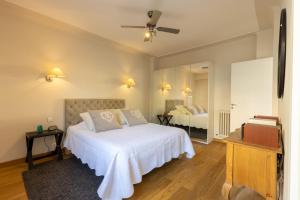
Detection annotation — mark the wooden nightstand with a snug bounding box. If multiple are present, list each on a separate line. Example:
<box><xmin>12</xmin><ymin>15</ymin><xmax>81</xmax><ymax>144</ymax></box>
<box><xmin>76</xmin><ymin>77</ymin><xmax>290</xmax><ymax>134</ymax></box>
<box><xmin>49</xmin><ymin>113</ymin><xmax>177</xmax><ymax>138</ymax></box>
<box><xmin>222</xmin><ymin>130</ymin><xmax>282</xmax><ymax>200</ymax></box>
<box><xmin>25</xmin><ymin>129</ymin><xmax>64</xmax><ymax>170</ymax></box>
<box><xmin>157</xmin><ymin>114</ymin><xmax>173</xmax><ymax>126</ymax></box>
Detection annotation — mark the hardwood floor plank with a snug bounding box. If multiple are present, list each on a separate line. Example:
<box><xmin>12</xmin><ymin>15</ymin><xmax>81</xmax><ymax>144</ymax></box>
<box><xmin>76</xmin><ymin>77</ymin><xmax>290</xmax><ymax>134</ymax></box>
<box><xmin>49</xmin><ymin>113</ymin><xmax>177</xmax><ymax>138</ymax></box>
<box><xmin>0</xmin><ymin>141</ymin><xmax>226</xmax><ymax>200</ymax></box>
<box><xmin>168</xmin><ymin>187</ymin><xmax>195</xmax><ymax>200</ymax></box>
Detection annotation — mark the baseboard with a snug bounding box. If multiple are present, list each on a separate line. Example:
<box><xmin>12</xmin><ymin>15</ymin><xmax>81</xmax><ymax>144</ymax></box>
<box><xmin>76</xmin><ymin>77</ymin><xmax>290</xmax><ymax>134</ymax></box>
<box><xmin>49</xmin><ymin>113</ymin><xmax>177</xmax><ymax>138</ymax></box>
<box><xmin>0</xmin><ymin>157</ymin><xmax>26</xmax><ymax>168</ymax></box>
<box><xmin>0</xmin><ymin>148</ymin><xmax>69</xmax><ymax>168</ymax></box>
<box><xmin>192</xmin><ymin>138</ymin><xmax>208</xmax><ymax>144</ymax></box>
<box><xmin>213</xmin><ymin>138</ymin><xmax>227</xmax><ymax>143</ymax></box>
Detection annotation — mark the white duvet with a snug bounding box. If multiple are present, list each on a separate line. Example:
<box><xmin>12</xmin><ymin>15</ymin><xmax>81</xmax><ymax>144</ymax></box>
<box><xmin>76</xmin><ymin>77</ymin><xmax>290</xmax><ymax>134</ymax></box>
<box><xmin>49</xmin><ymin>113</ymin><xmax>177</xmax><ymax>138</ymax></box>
<box><xmin>64</xmin><ymin>122</ymin><xmax>195</xmax><ymax>200</ymax></box>
<box><xmin>169</xmin><ymin>110</ymin><xmax>208</xmax><ymax>129</ymax></box>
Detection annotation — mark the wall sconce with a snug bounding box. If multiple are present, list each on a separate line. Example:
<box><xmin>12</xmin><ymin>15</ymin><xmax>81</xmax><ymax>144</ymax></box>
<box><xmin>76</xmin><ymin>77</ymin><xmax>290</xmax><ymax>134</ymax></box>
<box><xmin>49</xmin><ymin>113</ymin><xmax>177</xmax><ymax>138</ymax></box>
<box><xmin>124</xmin><ymin>78</ymin><xmax>136</xmax><ymax>88</ymax></box>
<box><xmin>45</xmin><ymin>67</ymin><xmax>65</xmax><ymax>82</ymax></box>
<box><xmin>183</xmin><ymin>87</ymin><xmax>192</xmax><ymax>95</ymax></box>
<box><xmin>161</xmin><ymin>82</ymin><xmax>172</xmax><ymax>92</ymax></box>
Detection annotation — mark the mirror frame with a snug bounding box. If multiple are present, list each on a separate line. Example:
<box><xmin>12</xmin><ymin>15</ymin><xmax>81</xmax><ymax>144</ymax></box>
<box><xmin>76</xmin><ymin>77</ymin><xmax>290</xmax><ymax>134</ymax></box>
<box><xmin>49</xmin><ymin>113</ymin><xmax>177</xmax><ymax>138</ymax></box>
<box><xmin>277</xmin><ymin>8</ymin><xmax>287</xmax><ymax>98</ymax></box>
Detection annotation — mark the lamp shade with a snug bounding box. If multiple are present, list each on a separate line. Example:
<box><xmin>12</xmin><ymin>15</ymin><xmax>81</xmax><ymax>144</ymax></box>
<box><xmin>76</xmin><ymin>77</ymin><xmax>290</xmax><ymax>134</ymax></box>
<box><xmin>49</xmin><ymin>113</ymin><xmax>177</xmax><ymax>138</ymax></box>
<box><xmin>161</xmin><ymin>83</ymin><xmax>172</xmax><ymax>91</ymax></box>
<box><xmin>125</xmin><ymin>78</ymin><xmax>136</xmax><ymax>88</ymax></box>
<box><xmin>184</xmin><ymin>87</ymin><xmax>192</xmax><ymax>95</ymax></box>
<box><xmin>45</xmin><ymin>67</ymin><xmax>65</xmax><ymax>82</ymax></box>
<box><xmin>49</xmin><ymin>67</ymin><xmax>65</xmax><ymax>78</ymax></box>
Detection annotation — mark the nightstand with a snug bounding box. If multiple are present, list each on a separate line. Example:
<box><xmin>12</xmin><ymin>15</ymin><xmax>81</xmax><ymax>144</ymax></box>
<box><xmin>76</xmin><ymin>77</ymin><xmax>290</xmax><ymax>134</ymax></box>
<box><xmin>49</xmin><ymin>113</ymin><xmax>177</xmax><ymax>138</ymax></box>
<box><xmin>157</xmin><ymin>114</ymin><xmax>173</xmax><ymax>126</ymax></box>
<box><xmin>25</xmin><ymin>129</ymin><xmax>64</xmax><ymax>170</ymax></box>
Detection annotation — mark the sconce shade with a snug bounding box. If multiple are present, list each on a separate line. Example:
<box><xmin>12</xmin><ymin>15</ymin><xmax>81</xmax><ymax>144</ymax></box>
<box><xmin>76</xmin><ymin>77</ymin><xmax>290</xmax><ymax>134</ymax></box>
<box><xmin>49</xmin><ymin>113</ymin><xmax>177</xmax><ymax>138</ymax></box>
<box><xmin>125</xmin><ymin>78</ymin><xmax>136</xmax><ymax>88</ymax></box>
<box><xmin>45</xmin><ymin>67</ymin><xmax>65</xmax><ymax>82</ymax></box>
<box><xmin>183</xmin><ymin>87</ymin><xmax>192</xmax><ymax>95</ymax></box>
<box><xmin>161</xmin><ymin>83</ymin><xmax>172</xmax><ymax>91</ymax></box>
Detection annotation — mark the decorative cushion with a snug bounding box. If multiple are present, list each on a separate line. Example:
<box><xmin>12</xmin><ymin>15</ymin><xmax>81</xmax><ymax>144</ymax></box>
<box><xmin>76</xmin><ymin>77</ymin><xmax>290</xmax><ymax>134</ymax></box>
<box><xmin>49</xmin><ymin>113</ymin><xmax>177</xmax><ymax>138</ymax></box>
<box><xmin>121</xmin><ymin>109</ymin><xmax>147</xmax><ymax>126</ymax></box>
<box><xmin>111</xmin><ymin>109</ymin><xmax>128</xmax><ymax>125</ymax></box>
<box><xmin>80</xmin><ymin>112</ymin><xmax>95</xmax><ymax>131</ymax></box>
<box><xmin>88</xmin><ymin>110</ymin><xmax>122</xmax><ymax>132</ymax></box>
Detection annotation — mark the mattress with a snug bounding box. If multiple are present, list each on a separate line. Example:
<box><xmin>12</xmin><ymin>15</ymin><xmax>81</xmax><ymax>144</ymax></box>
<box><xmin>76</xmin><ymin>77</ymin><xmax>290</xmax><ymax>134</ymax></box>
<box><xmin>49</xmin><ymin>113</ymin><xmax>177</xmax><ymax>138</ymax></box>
<box><xmin>64</xmin><ymin>122</ymin><xmax>195</xmax><ymax>200</ymax></box>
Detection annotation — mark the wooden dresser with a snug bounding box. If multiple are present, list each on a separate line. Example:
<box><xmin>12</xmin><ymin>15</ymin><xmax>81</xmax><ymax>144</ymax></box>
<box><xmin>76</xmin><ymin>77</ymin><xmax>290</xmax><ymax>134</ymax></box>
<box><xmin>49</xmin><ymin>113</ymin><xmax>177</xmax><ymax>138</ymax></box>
<box><xmin>223</xmin><ymin>131</ymin><xmax>282</xmax><ymax>200</ymax></box>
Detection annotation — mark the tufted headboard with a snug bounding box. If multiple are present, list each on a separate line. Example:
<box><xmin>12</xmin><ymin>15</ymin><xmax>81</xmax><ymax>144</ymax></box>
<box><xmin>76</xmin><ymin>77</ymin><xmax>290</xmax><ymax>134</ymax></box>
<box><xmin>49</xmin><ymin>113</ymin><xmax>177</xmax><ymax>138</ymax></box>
<box><xmin>165</xmin><ymin>99</ymin><xmax>184</xmax><ymax>114</ymax></box>
<box><xmin>65</xmin><ymin>99</ymin><xmax>125</xmax><ymax>129</ymax></box>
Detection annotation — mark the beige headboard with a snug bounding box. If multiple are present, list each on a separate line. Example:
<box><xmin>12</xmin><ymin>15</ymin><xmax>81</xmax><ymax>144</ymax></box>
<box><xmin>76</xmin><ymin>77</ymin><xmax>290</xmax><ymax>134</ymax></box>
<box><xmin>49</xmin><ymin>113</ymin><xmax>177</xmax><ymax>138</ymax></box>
<box><xmin>165</xmin><ymin>99</ymin><xmax>184</xmax><ymax>114</ymax></box>
<box><xmin>65</xmin><ymin>99</ymin><xmax>125</xmax><ymax>129</ymax></box>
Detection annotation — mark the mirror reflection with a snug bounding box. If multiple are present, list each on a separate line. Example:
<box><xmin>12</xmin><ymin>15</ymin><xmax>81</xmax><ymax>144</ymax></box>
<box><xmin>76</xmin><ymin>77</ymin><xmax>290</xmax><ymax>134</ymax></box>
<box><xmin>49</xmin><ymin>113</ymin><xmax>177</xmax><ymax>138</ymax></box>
<box><xmin>151</xmin><ymin>62</ymin><xmax>209</xmax><ymax>143</ymax></box>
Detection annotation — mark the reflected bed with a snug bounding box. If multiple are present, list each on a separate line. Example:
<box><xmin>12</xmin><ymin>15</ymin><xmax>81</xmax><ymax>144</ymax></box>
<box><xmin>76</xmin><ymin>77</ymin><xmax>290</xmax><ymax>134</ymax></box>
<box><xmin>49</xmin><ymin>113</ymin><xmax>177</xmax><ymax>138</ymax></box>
<box><xmin>165</xmin><ymin>99</ymin><xmax>208</xmax><ymax>129</ymax></box>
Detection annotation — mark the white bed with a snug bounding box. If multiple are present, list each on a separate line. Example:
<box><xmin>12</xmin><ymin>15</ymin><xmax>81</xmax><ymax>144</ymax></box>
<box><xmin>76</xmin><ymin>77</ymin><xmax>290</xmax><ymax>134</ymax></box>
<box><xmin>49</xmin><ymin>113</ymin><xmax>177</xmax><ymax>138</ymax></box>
<box><xmin>170</xmin><ymin>112</ymin><xmax>208</xmax><ymax>129</ymax></box>
<box><xmin>64</xmin><ymin>122</ymin><xmax>195</xmax><ymax>200</ymax></box>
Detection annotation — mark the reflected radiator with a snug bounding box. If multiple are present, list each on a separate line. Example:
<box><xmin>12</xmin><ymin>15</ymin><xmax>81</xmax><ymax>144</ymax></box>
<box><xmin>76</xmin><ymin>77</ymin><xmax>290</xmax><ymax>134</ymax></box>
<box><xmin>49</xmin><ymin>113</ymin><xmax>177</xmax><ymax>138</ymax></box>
<box><xmin>219</xmin><ymin>110</ymin><xmax>230</xmax><ymax>137</ymax></box>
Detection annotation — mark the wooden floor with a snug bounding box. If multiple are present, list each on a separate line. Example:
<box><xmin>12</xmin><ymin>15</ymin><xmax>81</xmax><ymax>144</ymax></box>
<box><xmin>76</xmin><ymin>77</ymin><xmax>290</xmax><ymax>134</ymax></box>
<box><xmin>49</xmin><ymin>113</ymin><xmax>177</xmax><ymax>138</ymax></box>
<box><xmin>0</xmin><ymin>141</ymin><xmax>226</xmax><ymax>200</ymax></box>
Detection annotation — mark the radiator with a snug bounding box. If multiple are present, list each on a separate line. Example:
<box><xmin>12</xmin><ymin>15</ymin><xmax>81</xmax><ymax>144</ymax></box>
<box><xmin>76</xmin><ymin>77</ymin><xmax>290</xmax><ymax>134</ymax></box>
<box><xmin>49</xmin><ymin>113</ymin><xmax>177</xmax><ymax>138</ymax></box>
<box><xmin>219</xmin><ymin>110</ymin><xmax>230</xmax><ymax>137</ymax></box>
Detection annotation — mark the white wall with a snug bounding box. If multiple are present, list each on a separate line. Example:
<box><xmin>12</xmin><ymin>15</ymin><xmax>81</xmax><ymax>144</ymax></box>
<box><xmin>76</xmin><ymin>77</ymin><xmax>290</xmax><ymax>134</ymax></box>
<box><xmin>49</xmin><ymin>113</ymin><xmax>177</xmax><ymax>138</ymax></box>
<box><xmin>276</xmin><ymin>0</ymin><xmax>295</xmax><ymax>199</ymax></box>
<box><xmin>0</xmin><ymin>2</ymin><xmax>152</xmax><ymax>162</ymax></box>
<box><xmin>256</xmin><ymin>28</ymin><xmax>274</xmax><ymax>58</ymax></box>
<box><xmin>290</xmin><ymin>1</ymin><xmax>300</xmax><ymax>199</ymax></box>
<box><xmin>157</xmin><ymin>35</ymin><xmax>257</xmax><ymax>136</ymax></box>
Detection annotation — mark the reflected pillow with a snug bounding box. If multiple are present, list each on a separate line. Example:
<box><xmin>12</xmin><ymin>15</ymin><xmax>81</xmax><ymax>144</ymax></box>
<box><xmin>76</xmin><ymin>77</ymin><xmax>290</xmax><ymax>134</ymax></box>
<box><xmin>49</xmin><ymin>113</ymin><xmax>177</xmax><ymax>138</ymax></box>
<box><xmin>195</xmin><ymin>105</ymin><xmax>206</xmax><ymax>113</ymax></box>
<box><xmin>121</xmin><ymin>109</ymin><xmax>147</xmax><ymax>126</ymax></box>
<box><xmin>186</xmin><ymin>105</ymin><xmax>199</xmax><ymax>115</ymax></box>
<box><xmin>175</xmin><ymin>105</ymin><xmax>192</xmax><ymax>115</ymax></box>
<box><xmin>168</xmin><ymin>109</ymin><xmax>183</xmax><ymax>116</ymax></box>
<box><xmin>88</xmin><ymin>110</ymin><xmax>122</xmax><ymax>132</ymax></box>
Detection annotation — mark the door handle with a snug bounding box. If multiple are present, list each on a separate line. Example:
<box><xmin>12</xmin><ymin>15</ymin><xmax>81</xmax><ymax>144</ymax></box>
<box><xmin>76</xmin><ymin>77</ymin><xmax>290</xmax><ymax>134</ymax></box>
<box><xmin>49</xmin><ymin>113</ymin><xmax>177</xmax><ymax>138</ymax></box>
<box><xmin>231</xmin><ymin>104</ymin><xmax>236</xmax><ymax>109</ymax></box>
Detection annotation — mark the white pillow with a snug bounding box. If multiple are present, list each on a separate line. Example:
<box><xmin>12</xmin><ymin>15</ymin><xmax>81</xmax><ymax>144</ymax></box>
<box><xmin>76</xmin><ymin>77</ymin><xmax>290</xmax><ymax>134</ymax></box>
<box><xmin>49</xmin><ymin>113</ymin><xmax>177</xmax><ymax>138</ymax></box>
<box><xmin>80</xmin><ymin>112</ymin><xmax>95</xmax><ymax>131</ymax></box>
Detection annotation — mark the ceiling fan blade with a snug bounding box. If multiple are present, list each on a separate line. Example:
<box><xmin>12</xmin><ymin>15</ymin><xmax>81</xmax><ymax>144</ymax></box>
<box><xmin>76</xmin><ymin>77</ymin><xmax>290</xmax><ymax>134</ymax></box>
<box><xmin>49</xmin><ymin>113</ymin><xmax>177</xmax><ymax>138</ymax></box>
<box><xmin>157</xmin><ymin>27</ymin><xmax>180</xmax><ymax>34</ymax></box>
<box><xmin>121</xmin><ymin>25</ymin><xmax>146</xmax><ymax>28</ymax></box>
<box><xmin>148</xmin><ymin>10</ymin><xmax>162</xmax><ymax>25</ymax></box>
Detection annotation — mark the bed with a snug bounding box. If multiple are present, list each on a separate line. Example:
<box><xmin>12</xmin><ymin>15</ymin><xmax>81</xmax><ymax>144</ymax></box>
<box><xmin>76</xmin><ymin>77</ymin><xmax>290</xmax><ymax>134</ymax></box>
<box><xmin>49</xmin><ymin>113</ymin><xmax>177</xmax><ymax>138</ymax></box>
<box><xmin>165</xmin><ymin>99</ymin><xmax>208</xmax><ymax>129</ymax></box>
<box><xmin>63</xmin><ymin>99</ymin><xmax>195</xmax><ymax>200</ymax></box>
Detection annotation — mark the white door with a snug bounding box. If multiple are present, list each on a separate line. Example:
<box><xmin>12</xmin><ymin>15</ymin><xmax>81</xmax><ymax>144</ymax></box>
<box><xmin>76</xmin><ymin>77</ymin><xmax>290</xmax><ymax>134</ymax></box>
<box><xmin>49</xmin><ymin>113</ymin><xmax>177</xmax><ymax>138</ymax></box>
<box><xmin>230</xmin><ymin>57</ymin><xmax>273</xmax><ymax>132</ymax></box>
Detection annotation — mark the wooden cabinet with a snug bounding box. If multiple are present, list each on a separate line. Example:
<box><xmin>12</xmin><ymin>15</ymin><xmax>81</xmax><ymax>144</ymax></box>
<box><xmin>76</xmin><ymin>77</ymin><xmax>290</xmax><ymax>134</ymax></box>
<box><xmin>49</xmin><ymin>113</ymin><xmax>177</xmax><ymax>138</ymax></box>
<box><xmin>223</xmin><ymin>132</ymin><xmax>282</xmax><ymax>200</ymax></box>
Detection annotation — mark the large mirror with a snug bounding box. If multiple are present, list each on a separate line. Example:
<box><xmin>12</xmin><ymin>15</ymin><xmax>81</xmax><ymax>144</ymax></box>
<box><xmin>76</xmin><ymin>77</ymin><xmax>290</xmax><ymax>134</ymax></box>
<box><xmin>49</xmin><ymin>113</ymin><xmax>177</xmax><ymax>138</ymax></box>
<box><xmin>151</xmin><ymin>62</ymin><xmax>210</xmax><ymax>143</ymax></box>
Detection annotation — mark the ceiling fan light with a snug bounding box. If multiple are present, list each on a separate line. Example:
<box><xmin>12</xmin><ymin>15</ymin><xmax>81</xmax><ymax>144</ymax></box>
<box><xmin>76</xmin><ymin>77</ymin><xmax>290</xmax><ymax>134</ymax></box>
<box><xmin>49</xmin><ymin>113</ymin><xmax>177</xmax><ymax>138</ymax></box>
<box><xmin>145</xmin><ymin>31</ymin><xmax>151</xmax><ymax>38</ymax></box>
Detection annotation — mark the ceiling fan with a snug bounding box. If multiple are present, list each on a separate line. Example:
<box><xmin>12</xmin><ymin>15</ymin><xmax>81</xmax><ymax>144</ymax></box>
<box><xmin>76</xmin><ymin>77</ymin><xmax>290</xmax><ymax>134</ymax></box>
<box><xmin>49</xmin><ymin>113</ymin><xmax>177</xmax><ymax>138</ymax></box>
<box><xmin>121</xmin><ymin>10</ymin><xmax>180</xmax><ymax>42</ymax></box>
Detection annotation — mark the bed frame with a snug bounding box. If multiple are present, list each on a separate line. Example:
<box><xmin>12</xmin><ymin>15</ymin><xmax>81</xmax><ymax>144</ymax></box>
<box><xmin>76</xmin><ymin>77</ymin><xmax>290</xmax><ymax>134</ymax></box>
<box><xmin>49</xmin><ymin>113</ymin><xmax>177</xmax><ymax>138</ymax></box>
<box><xmin>64</xmin><ymin>99</ymin><xmax>125</xmax><ymax>129</ymax></box>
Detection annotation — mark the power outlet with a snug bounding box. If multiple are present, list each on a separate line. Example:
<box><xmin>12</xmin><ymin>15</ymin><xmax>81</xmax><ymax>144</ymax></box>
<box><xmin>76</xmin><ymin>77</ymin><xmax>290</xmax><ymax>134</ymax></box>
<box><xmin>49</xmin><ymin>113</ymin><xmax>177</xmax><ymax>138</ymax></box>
<box><xmin>47</xmin><ymin>117</ymin><xmax>54</xmax><ymax>123</ymax></box>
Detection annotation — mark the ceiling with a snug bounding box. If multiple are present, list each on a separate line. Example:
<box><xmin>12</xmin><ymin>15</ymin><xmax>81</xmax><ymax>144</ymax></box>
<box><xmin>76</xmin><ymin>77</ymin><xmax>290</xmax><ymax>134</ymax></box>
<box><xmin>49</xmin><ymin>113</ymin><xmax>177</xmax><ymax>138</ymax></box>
<box><xmin>6</xmin><ymin>0</ymin><xmax>276</xmax><ymax>57</ymax></box>
<box><xmin>191</xmin><ymin>66</ymin><xmax>208</xmax><ymax>75</ymax></box>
